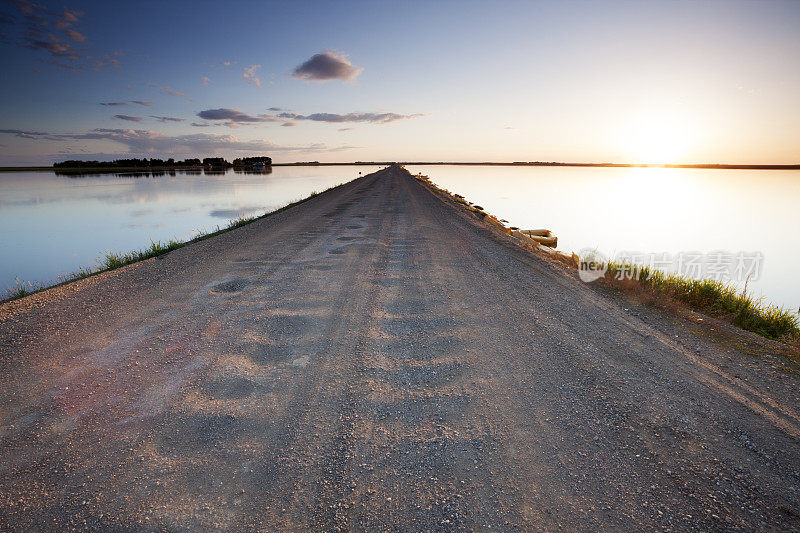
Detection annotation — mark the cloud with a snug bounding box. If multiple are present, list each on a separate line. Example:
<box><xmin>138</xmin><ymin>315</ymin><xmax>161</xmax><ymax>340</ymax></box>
<box><xmin>60</xmin><ymin>8</ymin><xmax>80</xmax><ymax>23</ymax></box>
<box><xmin>191</xmin><ymin>122</ymin><xmax>211</xmax><ymax>127</ymax></box>
<box><xmin>292</xmin><ymin>51</ymin><xmax>362</xmax><ymax>82</ymax></box>
<box><xmin>197</xmin><ymin>108</ymin><xmax>275</xmax><ymax>125</ymax></box>
<box><xmin>27</xmin><ymin>34</ymin><xmax>79</xmax><ymax>60</ymax></box>
<box><xmin>65</xmin><ymin>29</ymin><xmax>86</xmax><ymax>42</ymax></box>
<box><xmin>2</xmin><ymin>2</ymin><xmax>117</xmax><ymax>72</ymax></box>
<box><xmin>113</xmin><ymin>115</ymin><xmax>142</xmax><ymax>122</ymax></box>
<box><xmin>0</xmin><ymin>128</ymin><xmax>50</xmax><ymax>139</ymax></box>
<box><xmin>243</xmin><ymin>64</ymin><xmax>261</xmax><ymax>86</ymax></box>
<box><xmin>150</xmin><ymin>115</ymin><xmax>184</xmax><ymax>123</ymax></box>
<box><xmin>338</xmin><ymin>127</ymin><xmax>354</xmax><ymax>132</ymax></box>
<box><xmin>268</xmin><ymin>107</ymin><xmax>282</xmax><ymax>111</ymax></box>
<box><xmin>100</xmin><ymin>100</ymin><xmax>154</xmax><ymax>107</ymax></box>
<box><xmin>281</xmin><ymin>122</ymin><xmax>296</xmax><ymax>127</ymax></box>
<box><xmin>149</xmin><ymin>84</ymin><xmax>194</xmax><ymax>101</ymax></box>
<box><xmin>57</xmin><ymin>128</ymin><xmax>348</xmax><ymax>154</ymax></box>
<box><xmin>2</xmin><ymin>126</ymin><xmax>356</xmax><ymax>161</ymax></box>
<box><xmin>277</xmin><ymin>111</ymin><xmax>423</xmax><ymax>124</ymax></box>
<box><xmin>221</xmin><ymin>61</ymin><xmax>231</xmax><ymax>67</ymax></box>
<box><xmin>201</xmin><ymin>76</ymin><xmax>210</xmax><ymax>86</ymax></box>
<box><xmin>150</xmin><ymin>115</ymin><xmax>185</xmax><ymax>122</ymax></box>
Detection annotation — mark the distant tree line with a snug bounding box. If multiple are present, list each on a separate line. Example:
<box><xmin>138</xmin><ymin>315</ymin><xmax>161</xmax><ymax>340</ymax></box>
<box><xmin>53</xmin><ymin>156</ymin><xmax>272</xmax><ymax>169</ymax></box>
<box><xmin>232</xmin><ymin>156</ymin><xmax>272</xmax><ymax>167</ymax></box>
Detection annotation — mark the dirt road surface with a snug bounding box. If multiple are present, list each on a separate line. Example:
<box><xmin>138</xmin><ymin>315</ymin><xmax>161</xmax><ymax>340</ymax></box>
<box><xmin>1</xmin><ymin>165</ymin><xmax>799</xmax><ymax>531</ymax></box>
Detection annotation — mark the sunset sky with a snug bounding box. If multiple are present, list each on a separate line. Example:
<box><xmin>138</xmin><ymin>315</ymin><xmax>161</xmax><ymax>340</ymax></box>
<box><xmin>0</xmin><ymin>0</ymin><xmax>798</xmax><ymax>165</ymax></box>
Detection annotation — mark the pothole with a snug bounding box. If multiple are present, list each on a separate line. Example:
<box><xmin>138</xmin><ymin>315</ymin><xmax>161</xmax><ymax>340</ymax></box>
<box><xmin>209</xmin><ymin>279</ymin><xmax>249</xmax><ymax>294</ymax></box>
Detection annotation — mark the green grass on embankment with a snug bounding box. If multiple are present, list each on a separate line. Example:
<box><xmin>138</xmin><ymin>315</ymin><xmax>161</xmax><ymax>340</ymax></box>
<box><xmin>603</xmin><ymin>262</ymin><xmax>799</xmax><ymax>341</ymax></box>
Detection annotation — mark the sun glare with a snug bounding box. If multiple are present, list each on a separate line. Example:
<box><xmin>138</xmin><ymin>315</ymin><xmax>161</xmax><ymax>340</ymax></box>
<box><xmin>623</xmin><ymin>114</ymin><xmax>694</xmax><ymax>164</ymax></box>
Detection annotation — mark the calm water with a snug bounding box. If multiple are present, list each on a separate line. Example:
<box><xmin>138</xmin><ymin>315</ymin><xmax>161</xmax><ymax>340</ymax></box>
<box><xmin>406</xmin><ymin>165</ymin><xmax>800</xmax><ymax>311</ymax></box>
<box><xmin>2</xmin><ymin>164</ymin><xmax>798</xmax><ymax>311</ymax></box>
<box><xmin>0</xmin><ymin>166</ymin><xmax>381</xmax><ymax>294</ymax></box>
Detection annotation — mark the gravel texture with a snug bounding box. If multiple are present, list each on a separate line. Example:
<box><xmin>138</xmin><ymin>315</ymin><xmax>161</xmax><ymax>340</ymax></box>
<box><xmin>1</xmin><ymin>164</ymin><xmax>799</xmax><ymax>531</ymax></box>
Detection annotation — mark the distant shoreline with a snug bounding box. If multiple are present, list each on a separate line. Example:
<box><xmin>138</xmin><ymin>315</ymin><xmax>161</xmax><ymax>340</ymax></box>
<box><xmin>1</xmin><ymin>161</ymin><xmax>798</xmax><ymax>172</ymax></box>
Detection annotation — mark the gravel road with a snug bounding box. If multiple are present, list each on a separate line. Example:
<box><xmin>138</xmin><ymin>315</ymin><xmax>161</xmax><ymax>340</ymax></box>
<box><xmin>1</xmin><ymin>164</ymin><xmax>799</xmax><ymax>531</ymax></box>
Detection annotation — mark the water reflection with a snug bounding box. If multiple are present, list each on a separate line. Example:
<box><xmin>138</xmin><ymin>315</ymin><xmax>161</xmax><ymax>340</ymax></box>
<box><xmin>406</xmin><ymin>165</ymin><xmax>800</xmax><ymax>310</ymax></box>
<box><xmin>0</xmin><ymin>166</ymin><xmax>381</xmax><ymax>294</ymax></box>
<box><xmin>234</xmin><ymin>167</ymin><xmax>273</xmax><ymax>175</ymax></box>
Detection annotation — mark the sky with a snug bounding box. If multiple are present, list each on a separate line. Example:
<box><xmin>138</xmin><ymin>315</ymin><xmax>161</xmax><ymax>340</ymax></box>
<box><xmin>0</xmin><ymin>0</ymin><xmax>798</xmax><ymax>165</ymax></box>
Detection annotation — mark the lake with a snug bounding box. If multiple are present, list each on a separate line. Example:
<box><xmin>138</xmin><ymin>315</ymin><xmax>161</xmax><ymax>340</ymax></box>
<box><xmin>0</xmin><ymin>166</ymin><xmax>381</xmax><ymax>295</ymax></box>
<box><xmin>406</xmin><ymin>165</ymin><xmax>800</xmax><ymax>311</ymax></box>
<box><xmin>1</xmin><ymin>164</ymin><xmax>798</xmax><ymax>312</ymax></box>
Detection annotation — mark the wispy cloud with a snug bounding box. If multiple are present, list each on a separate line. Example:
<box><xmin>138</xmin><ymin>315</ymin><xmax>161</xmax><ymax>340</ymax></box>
<box><xmin>0</xmin><ymin>128</ymin><xmax>50</xmax><ymax>139</ymax></box>
<box><xmin>149</xmin><ymin>84</ymin><xmax>194</xmax><ymax>102</ymax></box>
<box><xmin>281</xmin><ymin>122</ymin><xmax>296</xmax><ymax>127</ymax></box>
<box><xmin>201</xmin><ymin>76</ymin><xmax>210</xmax><ymax>86</ymax></box>
<box><xmin>113</xmin><ymin>115</ymin><xmax>142</xmax><ymax>122</ymax></box>
<box><xmin>101</xmin><ymin>100</ymin><xmax>154</xmax><ymax>107</ymax></box>
<box><xmin>3</xmin><ymin>127</ymin><xmax>353</xmax><ymax>155</ymax></box>
<box><xmin>243</xmin><ymin>64</ymin><xmax>261</xmax><ymax>86</ymax></box>
<box><xmin>277</xmin><ymin>111</ymin><xmax>423</xmax><ymax>124</ymax></box>
<box><xmin>65</xmin><ymin>29</ymin><xmax>86</xmax><ymax>42</ymax></box>
<box><xmin>2</xmin><ymin>1</ymin><xmax>118</xmax><ymax>72</ymax></box>
<box><xmin>292</xmin><ymin>51</ymin><xmax>362</xmax><ymax>82</ymax></box>
<box><xmin>150</xmin><ymin>115</ymin><xmax>184</xmax><ymax>123</ymax></box>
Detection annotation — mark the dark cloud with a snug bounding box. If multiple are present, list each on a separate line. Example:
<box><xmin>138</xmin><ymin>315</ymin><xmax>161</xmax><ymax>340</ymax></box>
<box><xmin>338</xmin><ymin>127</ymin><xmax>354</xmax><ymax>132</ymax></box>
<box><xmin>292</xmin><ymin>51</ymin><xmax>362</xmax><ymax>82</ymax></box>
<box><xmin>277</xmin><ymin>111</ymin><xmax>422</xmax><ymax>124</ymax></box>
<box><xmin>150</xmin><ymin>115</ymin><xmax>184</xmax><ymax>123</ymax></box>
<box><xmin>27</xmin><ymin>34</ymin><xmax>79</xmax><ymax>59</ymax></box>
<box><xmin>101</xmin><ymin>100</ymin><xmax>154</xmax><ymax>107</ymax></box>
<box><xmin>281</xmin><ymin>122</ymin><xmax>296</xmax><ymax>127</ymax></box>
<box><xmin>56</xmin><ymin>128</ymin><xmax>347</xmax><ymax>154</ymax></box>
<box><xmin>268</xmin><ymin>107</ymin><xmax>282</xmax><ymax>111</ymax></box>
<box><xmin>0</xmin><ymin>128</ymin><xmax>50</xmax><ymax>139</ymax></box>
<box><xmin>113</xmin><ymin>115</ymin><xmax>142</xmax><ymax>122</ymax></box>
<box><xmin>2</xmin><ymin>127</ymin><xmax>356</xmax><ymax>161</ymax></box>
<box><xmin>3</xmin><ymin>1</ymin><xmax>117</xmax><ymax>72</ymax></box>
<box><xmin>191</xmin><ymin>122</ymin><xmax>211</xmax><ymax>128</ymax></box>
<box><xmin>197</xmin><ymin>108</ymin><xmax>275</xmax><ymax>124</ymax></box>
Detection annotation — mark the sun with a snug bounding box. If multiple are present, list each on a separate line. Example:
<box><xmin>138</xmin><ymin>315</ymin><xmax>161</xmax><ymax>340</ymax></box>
<box><xmin>623</xmin><ymin>113</ymin><xmax>694</xmax><ymax>164</ymax></box>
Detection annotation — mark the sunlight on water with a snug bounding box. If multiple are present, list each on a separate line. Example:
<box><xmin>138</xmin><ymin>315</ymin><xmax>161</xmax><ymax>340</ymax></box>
<box><xmin>406</xmin><ymin>165</ymin><xmax>800</xmax><ymax>311</ymax></box>
<box><xmin>0</xmin><ymin>166</ymin><xmax>380</xmax><ymax>294</ymax></box>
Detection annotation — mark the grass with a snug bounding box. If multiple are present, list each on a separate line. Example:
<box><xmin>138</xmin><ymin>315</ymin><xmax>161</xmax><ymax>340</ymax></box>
<box><xmin>604</xmin><ymin>261</ymin><xmax>799</xmax><ymax>340</ymax></box>
<box><xmin>2</xmin><ymin>186</ymin><xmax>335</xmax><ymax>304</ymax></box>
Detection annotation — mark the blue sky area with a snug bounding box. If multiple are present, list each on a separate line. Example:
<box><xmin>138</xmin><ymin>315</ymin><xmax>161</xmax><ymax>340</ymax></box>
<box><xmin>0</xmin><ymin>0</ymin><xmax>798</xmax><ymax>165</ymax></box>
